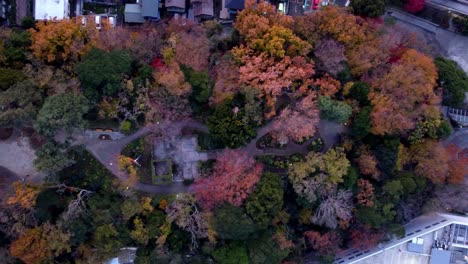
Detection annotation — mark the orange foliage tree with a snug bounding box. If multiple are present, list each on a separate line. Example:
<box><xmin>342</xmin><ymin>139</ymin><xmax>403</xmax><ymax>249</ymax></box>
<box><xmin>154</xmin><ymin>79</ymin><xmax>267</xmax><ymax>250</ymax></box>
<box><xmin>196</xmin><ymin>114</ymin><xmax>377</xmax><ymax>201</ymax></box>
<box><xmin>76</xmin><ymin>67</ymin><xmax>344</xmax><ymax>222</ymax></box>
<box><xmin>233</xmin><ymin>0</ymin><xmax>314</xmax><ymax>118</ymax></box>
<box><xmin>7</xmin><ymin>181</ymin><xmax>40</xmax><ymax>209</ymax></box>
<box><xmin>10</xmin><ymin>222</ymin><xmax>70</xmax><ymax>264</ymax></box>
<box><xmin>312</xmin><ymin>74</ymin><xmax>341</xmax><ymax>97</ymax></box>
<box><xmin>193</xmin><ymin>149</ymin><xmax>263</xmax><ymax>210</ymax></box>
<box><xmin>356</xmin><ymin>146</ymin><xmax>380</xmax><ymax>179</ymax></box>
<box><xmin>294</xmin><ymin>6</ymin><xmax>371</xmax><ymax>48</ymax></box>
<box><xmin>29</xmin><ymin>18</ymin><xmax>97</xmax><ymax>63</ymax></box>
<box><xmin>211</xmin><ymin>54</ymin><xmax>241</xmax><ymax>105</ymax></box>
<box><xmin>153</xmin><ymin>61</ymin><xmax>192</xmax><ymax>96</ymax></box>
<box><xmin>369</xmin><ymin>49</ymin><xmax>440</xmax><ymax>135</ymax></box>
<box><xmin>304</xmin><ymin>230</ymin><xmax>342</xmax><ymax>256</ymax></box>
<box><xmin>356</xmin><ymin>179</ymin><xmax>375</xmax><ymax>207</ymax></box>
<box><xmin>446</xmin><ymin>144</ymin><xmax>468</xmax><ymax>184</ymax></box>
<box><xmin>410</xmin><ymin>140</ymin><xmax>449</xmax><ymax>184</ymax></box>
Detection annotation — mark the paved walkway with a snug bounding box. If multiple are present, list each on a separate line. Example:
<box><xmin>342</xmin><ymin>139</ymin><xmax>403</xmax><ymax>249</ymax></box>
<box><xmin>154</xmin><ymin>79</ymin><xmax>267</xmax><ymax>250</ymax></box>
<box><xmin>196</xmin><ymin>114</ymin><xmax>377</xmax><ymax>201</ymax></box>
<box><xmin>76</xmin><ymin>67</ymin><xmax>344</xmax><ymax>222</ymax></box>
<box><xmin>77</xmin><ymin>118</ymin><xmax>345</xmax><ymax>194</ymax></box>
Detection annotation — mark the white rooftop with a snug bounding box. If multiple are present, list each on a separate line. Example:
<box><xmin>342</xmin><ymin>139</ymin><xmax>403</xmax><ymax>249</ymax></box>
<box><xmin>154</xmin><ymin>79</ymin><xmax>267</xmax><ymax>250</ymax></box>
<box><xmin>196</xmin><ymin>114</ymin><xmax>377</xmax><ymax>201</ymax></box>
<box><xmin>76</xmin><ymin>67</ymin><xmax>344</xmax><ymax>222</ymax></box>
<box><xmin>34</xmin><ymin>0</ymin><xmax>69</xmax><ymax>20</ymax></box>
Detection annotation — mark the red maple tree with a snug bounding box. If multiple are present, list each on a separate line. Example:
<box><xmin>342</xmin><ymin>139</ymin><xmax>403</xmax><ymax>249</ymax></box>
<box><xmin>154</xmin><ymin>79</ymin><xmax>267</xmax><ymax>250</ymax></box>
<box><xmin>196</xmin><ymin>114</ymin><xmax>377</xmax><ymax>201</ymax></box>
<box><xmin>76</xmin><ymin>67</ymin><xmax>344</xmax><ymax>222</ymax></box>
<box><xmin>193</xmin><ymin>150</ymin><xmax>263</xmax><ymax>210</ymax></box>
<box><xmin>304</xmin><ymin>230</ymin><xmax>342</xmax><ymax>256</ymax></box>
<box><xmin>404</xmin><ymin>0</ymin><xmax>425</xmax><ymax>13</ymax></box>
<box><xmin>349</xmin><ymin>224</ymin><xmax>383</xmax><ymax>250</ymax></box>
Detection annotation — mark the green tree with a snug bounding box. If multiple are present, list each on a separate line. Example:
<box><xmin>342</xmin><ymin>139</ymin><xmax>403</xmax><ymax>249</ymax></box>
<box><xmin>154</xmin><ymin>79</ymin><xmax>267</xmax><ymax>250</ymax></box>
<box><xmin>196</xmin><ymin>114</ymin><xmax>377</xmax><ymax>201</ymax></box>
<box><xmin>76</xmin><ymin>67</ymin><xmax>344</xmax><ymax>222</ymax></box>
<box><xmin>35</xmin><ymin>93</ymin><xmax>89</xmax><ymax>137</ymax></box>
<box><xmin>348</xmin><ymin>81</ymin><xmax>370</xmax><ymax>106</ymax></box>
<box><xmin>213</xmin><ymin>204</ymin><xmax>258</xmax><ymax>240</ymax></box>
<box><xmin>0</xmin><ymin>67</ymin><xmax>24</xmax><ymax>90</ymax></box>
<box><xmin>350</xmin><ymin>0</ymin><xmax>385</xmax><ymax>18</ymax></box>
<box><xmin>318</xmin><ymin>96</ymin><xmax>352</xmax><ymax>123</ymax></box>
<box><xmin>351</xmin><ymin>106</ymin><xmax>372</xmax><ymax>140</ymax></box>
<box><xmin>93</xmin><ymin>224</ymin><xmax>123</xmax><ymax>258</ymax></box>
<box><xmin>75</xmin><ymin>48</ymin><xmax>133</xmax><ymax>101</ymax></box>
<box><xmin>247</xmin><ymin>231</ymin><xmax>291</xmax><ymax>264</ymax></box>
<box><xmin>212</xmin><ymin>241</ymin><xmax>249</xmax><ymax>264</ymax></box>
<box><xmin>0</xmin><ymin>80</ymin><xmax>42</xmax><ymax>128</ymax></box>
<box><xmin>120</xmin><ymin>199</ymin><xmax>142</xmax><ymax>221</ymax></box>
<box><xmin>207</xmin><ymin>99</ymin><xmax>257</xmax><ymax>148</ymax></box>
<box><xmin>434</xmin><ymin>57</ymin><xmax>468</xmax><ymax>108</ymax></box>
<box><xmin>181</xmin><ymin>65</ymin><xmax>213</xmax><ymax>113</ymax></box>
<box><xmin>34</xmin><ymin>141</ymin><xmax>75</xmax><ymax>173</ymax></box>
<box><xmin>246</xmin><ymin>173</ymin><xmax>284</xmax><ymax>228</ymax></box>
<box><xmin>382</xmin><ymin>180</ymin><xmax>404</xmax><ymax>201</ymax></box>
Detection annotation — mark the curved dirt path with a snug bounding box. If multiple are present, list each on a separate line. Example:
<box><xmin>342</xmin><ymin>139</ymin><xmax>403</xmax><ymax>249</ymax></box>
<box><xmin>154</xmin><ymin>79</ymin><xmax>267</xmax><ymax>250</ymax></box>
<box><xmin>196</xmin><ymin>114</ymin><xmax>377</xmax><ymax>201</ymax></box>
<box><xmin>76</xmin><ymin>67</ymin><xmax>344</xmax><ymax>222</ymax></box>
<box><xmin>79</xmin><ymin>119</ymin><xmax>345</xmax><ymax>194</ymax></box>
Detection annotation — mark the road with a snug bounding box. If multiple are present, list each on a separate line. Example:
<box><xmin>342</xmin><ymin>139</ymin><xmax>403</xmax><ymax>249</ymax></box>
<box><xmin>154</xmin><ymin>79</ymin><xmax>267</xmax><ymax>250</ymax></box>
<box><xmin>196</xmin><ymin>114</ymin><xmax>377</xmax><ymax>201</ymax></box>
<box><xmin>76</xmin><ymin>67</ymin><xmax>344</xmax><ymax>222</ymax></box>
<box><xmin>78</xmin><ymin>119</ymin><xmax>345</xmax><ymax>194</ymax></box>
<box><xmin>387</xmin><ymin>8</ymin><xmax>468</xmax><ymax>73</ymax></box>
<box><xmin>427</xmin><ymin>0</ymin><xmax>468</xmax><ymax>15</ymax></box>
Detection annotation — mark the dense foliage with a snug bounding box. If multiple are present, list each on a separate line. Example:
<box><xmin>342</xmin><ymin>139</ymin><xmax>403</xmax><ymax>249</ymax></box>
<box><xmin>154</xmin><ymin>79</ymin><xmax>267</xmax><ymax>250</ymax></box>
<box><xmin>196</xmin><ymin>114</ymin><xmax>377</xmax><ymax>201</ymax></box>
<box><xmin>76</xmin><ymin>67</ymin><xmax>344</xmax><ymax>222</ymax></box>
<box><xmin>0</xmin><ymin>3</ymin><xmax>465</xmax><ymax>264</ymax></box>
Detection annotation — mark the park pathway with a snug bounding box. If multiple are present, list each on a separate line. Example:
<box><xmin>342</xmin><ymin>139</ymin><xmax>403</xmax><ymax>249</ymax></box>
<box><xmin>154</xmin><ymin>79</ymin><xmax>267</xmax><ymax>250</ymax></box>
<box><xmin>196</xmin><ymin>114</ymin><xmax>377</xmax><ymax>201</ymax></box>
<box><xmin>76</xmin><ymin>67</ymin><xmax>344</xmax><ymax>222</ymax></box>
<box><xmin>77</xmin><ymin>119</ymin><xmax>345</xmax><ymax>194</ymax></box>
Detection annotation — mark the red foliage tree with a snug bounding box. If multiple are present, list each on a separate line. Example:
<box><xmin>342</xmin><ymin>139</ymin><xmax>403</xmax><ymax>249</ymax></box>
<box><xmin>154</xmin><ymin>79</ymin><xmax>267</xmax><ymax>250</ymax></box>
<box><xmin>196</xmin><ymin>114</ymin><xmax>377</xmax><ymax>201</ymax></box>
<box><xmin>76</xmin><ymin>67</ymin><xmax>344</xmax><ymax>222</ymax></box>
<box><xmin>349</xmin><ymin>225</ymin><xmax>383</xmax><ymax>250</ymax></box>
<box><xmin>404</xmin><ymin>0</ymin><xmax>425</xmax><ymax>13</ymax></box>
<box><xmin>193</xmin><ymin>150</ymin><xmax>263</xmax><ymax>210</ymax></box>
<box><xmin>304</xmin><ymin>230</ymin><xmax>342</xmax><ymax>256</ymax></box>
<box><xmin>356</xmin><ymin>179</ymin><xmax>375</xmax><ymax>207</ymax></box>
<box><xmin>271</xmin><ymin>93</ymin><xmax>320</xmax><ymax>144</ymax></box>
<box><xmin>411</xmin><ymin>140</ymin><xmax>449</xmax><ymax>184</ymax></box>
<box><xmin>446</xmin><ymin>144</ymin><xmax>468</xmax><ymax>184</ymax></box>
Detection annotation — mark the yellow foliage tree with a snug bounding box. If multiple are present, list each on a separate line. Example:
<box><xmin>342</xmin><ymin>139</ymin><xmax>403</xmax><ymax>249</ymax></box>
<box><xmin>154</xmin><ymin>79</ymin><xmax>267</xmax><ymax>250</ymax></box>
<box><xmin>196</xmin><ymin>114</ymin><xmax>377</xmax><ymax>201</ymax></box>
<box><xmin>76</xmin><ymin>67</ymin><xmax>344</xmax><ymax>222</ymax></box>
<box><xmin>29</xmin><ymin>18</ymin><xmax>97</xmax><ymax>63</ymax></box>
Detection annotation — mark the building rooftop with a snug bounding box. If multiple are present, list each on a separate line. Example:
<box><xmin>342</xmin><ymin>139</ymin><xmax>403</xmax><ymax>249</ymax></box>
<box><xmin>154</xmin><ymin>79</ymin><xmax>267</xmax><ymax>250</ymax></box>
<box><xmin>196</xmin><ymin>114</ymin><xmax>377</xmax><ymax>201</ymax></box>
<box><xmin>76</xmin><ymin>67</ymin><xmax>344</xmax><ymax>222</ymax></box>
<box><xmin>142</xmin><ymin>0</ymin><xmax>160</xmax><ymax>19</ymax></box>
<box><xmin>334</xmin><ymin>213</ymin><xmax>468</xmax><ymax>264</ymax></box>
<box><xmin>124</xmin><ymin>4</ymin><xmax>145</xmax><ymax>23</ymax></box>
<box><xmin>34</xmin><ymin>0</ymin><xmax>69</xmax><ymax>20</ymax></box>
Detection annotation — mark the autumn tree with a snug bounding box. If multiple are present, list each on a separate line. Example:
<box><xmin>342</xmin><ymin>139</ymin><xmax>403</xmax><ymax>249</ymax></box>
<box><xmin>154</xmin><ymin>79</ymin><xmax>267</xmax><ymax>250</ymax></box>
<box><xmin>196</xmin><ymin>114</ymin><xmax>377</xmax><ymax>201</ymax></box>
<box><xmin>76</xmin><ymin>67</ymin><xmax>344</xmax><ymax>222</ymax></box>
<box><xmin>193</xmin><ymin>149</ymin><xmax>263</xmax><ymax>209</ymax></box>
<box><xmin>369</xmin><ymin>49</ymin><xmax>440</xmax><ymax>135</ymax></box>
<box><xmin>153</xmin><ymin>61</ymin><xmax>192</xmax><ymax>96</ymax></box>
<box><xmin>173</xmin><ymin>29</ymin><xmax>210</xmax><ymax>72</ymax></box>
<box><xmin>312</xmin><ymin>74</ymin><xmax>342</xmax><ymax>97</ymax></box>
<box><xmin>289</xmin><ymin>148</ymin><xmax>350</xmax><ymax>203</ymax></box>
<box><xmin>347</xmin><ymin>38</ymin><xmax>389</xmax><ymax>76</ymax></box>
<box><xmin>233</xmin><ymin>0</ymin><xmax>314</xmax><ymax>118</ymax></box>
<box><xmin>312</xmin><ymin>188</ymin><xmax>354</xmax><ymax>229</ymax></box>
<box><xmin>148</xmin><ymin>86</ymin><xmax>192</xmax><ymax>121</ymax></box>
<box><xmin>165</xmin><ymin>194</ymin><xmax>209</xmax><ymax>249</ymax></box>
<box><xmin>356</xmin><ymin>179</ymin><xmax>375</xmax><ymax>207</ymax></box>
<box><xmin>10</xmin><ymin>222</ymin><xmax>71</xmax><ymax>264</ymax></box>
<box><xmin>29</xmin><ymin>19</ymin><xmax>96</xmax><ymax>63</ymax></box>
<box><xmin>410</xmin><ymin>140</ymin><xmax>449</xmax><ymax>184</ymax></box>
<box><xmin>130</xmin><ymin>217</ymin><xmax>150</xmax><ymax>245</ymax></box>
<box><xmin>404</xmin><ymin>0</ymin><xmax>425</xmax><ymax>13</ymax></box>
<box><xmin>304</xmin><ymin>230</ymin><xmax>342</xmax><ymax>256</ymax></box>
<box><xmin>294</xmin><ymin>6</ymin><xmax>370</xmax><ymax>48</ymax></box>
<box><xmin>7</xmin><ymin>181</ymin><xmax>40</xmax><ymax>209</ymax></box>
<box><xmin>356</xmin><ymin>146</ymin><xmax>380</xmax><ymax>178</ymax></box>
<box><xmin>211</xmin><ymin>54</ymin><xmax>241</xmax><ymax>105</ymax></box>
<box><xmin>446</xmin><ymin>144</ymin><xmax>468</xmax><ymax>184</ymax></box>
<box><xmin>314</xmin><ymin>38</ymin><xmax>347</xmax><ymax>76</ymax></box>
<box><xmin>349</xmin><ymin>224</ymin><xmax>383</xmax><ymax>250</ymax></box>
<box><xmin>271</xmin><ymin>93</ymin><xmax>319</xmax><ymax>144</ymax></box>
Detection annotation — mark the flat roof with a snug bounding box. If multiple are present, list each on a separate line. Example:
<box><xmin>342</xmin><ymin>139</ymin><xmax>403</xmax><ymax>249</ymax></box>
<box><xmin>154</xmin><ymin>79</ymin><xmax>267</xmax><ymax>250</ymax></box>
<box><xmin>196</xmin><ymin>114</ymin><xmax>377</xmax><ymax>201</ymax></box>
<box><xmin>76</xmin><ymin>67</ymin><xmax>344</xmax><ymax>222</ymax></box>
<box><xmin>142</xmin><ymin>0</ymin><xmax>160</xmax><ymax>18</ymax></box>
<box><xmin>429</xmin><ymin>248</ymin><xmax>451</xmax><ymax>264</ymax></box>
<box><xmin>124</xmin><ymin>4</ymin><xmax>145</xmax><ymax>23</ymax></box>
<box><xmin>34</xmin><ymin>0</ymin><xmax>68</xmax><ymax>20</ymax></box>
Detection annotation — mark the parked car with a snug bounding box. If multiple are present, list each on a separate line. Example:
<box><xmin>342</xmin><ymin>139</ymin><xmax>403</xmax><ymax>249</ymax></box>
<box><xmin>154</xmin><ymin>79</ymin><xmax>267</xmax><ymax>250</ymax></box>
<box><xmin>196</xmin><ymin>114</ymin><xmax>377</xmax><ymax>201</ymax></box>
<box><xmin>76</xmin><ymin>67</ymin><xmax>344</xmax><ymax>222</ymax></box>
<box><xmin>313</xmin><ymin>0</ymin><xmax>319</xmax><ymax>9</ymax></box>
